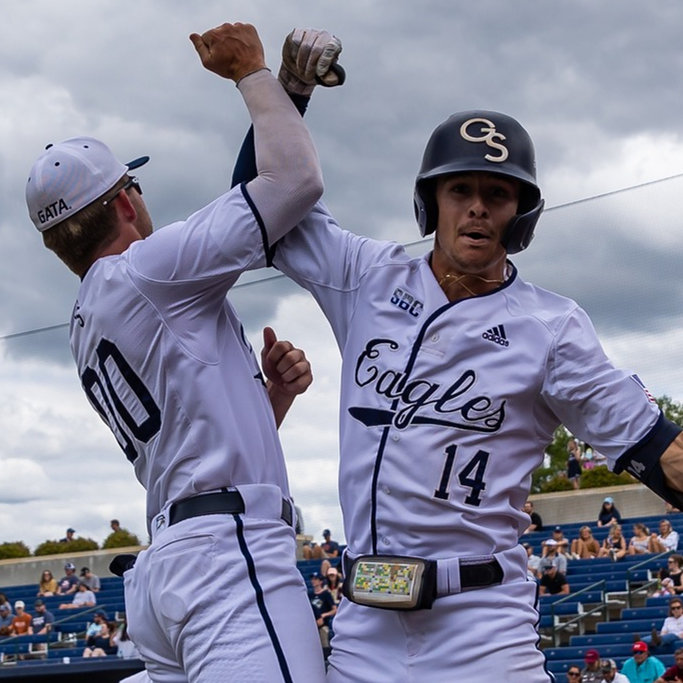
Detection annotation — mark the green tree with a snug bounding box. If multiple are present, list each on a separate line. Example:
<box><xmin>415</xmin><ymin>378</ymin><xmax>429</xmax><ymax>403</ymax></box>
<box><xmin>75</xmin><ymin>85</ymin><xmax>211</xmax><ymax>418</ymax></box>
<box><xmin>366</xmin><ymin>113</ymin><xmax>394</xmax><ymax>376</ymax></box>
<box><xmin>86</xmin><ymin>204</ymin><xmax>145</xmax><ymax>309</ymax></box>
<box><xmin>529</xmin><ymin>395</ymin><xmax>682</xmax><ymax>493</ymax></box>
<box><xmin>102</xmin><ymin>529</ymin><xmax>141</xmax><ymax>549</ymax></box>
<box><xmin>34</xmin><ymin>537</ymin><xmax>99</xmax><ymax>556</ymax></box>
<box><xmin>0</xmin><ymin>541</ymin><xmax>31</xmax><ymax>560</ymax></box>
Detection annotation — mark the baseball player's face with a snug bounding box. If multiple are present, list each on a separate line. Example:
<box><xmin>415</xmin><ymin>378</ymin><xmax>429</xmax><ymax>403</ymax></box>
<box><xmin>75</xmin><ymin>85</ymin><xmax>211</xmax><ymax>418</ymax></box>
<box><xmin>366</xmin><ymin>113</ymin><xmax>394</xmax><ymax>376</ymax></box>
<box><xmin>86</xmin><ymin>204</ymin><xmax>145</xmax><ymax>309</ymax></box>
<box><xmin>432</xmin><ymin>172</ymin><xmax>519</xmax><ymax>280</ymax></box>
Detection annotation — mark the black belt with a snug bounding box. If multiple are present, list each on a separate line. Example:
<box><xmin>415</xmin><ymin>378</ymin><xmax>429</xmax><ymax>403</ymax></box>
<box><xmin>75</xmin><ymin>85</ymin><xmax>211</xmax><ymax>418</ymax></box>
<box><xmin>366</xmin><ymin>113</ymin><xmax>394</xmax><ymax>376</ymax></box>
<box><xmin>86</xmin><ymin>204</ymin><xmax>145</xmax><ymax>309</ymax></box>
<box><xmin>342</xmin><ymin>554</ymin><xmax>503</xmax><ymax>593</ymax></box>
<box><xmin>459</xmin><ymin>558</ymin><xmax>504</xmax><ymax>588</ymax></box>
<box><xmin>168</xmin><ymin>490</ymin><xmax>293</xmax><ymax>527</ymax></box>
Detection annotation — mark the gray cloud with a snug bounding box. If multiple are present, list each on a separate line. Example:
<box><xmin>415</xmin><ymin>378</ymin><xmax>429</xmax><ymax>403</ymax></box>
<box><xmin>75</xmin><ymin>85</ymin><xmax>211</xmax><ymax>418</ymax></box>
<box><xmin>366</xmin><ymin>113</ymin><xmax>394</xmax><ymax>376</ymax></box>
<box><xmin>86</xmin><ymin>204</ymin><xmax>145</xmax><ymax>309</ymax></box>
<box><xmin>2</xmin><ymin>0</ymin><xmax>683</xmax><ymax>547</ymax></box>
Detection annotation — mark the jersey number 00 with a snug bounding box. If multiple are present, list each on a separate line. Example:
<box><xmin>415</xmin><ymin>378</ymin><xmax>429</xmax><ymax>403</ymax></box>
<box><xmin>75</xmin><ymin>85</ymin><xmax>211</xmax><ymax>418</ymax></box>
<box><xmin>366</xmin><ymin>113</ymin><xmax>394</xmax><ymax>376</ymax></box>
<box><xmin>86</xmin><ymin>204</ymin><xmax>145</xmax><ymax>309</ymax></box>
<box><xmin>80</xmin><ymin>338</ymin><xmax>161</xmax><ymax>463</ymax></box>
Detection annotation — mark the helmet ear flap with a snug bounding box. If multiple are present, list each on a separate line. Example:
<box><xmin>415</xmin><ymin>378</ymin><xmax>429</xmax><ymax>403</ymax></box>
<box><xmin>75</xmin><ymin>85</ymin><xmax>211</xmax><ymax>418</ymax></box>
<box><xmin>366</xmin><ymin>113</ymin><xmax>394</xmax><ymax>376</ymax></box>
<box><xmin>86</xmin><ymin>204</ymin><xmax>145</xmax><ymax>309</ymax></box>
<box><xmin>502</xmin><ymin>199</ymin><xmax>544</xmax><ymax>254</ymax></box>
<box><xmin>413</xmin><ymin>179</ymin><xmax>438</xmax><ymax>237</ymax></box>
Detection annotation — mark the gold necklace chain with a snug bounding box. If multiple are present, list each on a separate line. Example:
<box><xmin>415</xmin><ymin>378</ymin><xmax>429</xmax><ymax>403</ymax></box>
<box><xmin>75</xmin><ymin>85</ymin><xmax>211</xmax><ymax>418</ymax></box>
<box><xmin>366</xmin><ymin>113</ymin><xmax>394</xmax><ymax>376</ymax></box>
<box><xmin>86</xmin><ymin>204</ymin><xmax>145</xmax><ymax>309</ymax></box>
<box><xmin>438</xmin><ymin>272</ymin><xmax>504</xmax><ymax>297</ymax></box>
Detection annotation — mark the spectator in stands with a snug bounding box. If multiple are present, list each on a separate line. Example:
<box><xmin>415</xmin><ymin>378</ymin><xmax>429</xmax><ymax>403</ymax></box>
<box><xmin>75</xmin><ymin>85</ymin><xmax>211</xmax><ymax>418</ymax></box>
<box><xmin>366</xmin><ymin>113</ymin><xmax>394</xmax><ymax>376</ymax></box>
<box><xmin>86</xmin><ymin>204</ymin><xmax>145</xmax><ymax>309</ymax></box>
<box><xmin>0</xmin><ymin>592</ymin><xmax>11</xmax><ymax>615</ymax></box>
<box><xmin>590</xmin><ymin>444</ymin><xmax>608</xmax><ymax>469</ymax></box>
<box><xmin>649</xmin><ymin>520</ymin><xmax>680</xmax><ymax>554</ymax></box>
<box><xmin>567</xmin><ymin>438</ymin><xmax>583</xmax><ymax>490</ymax></box>
<box><xmin>541</xmin><ymin>540</ymin><xmax>568</xmax><ymax>575</ymax></box>
<box><xmin>0</xmin><ymin>604</ymin><xmax>13</xmax><ymax>636</ymax></box>
<box><xmin>31</xmin><ymin>599</ymin><xmax>55</xmax><ymax>654</ymax></box>
<box><xmin>581</xmin><ymin>649</ymin><xmax>603</xmax><ymax>683</ymax></box>
<box><xmin>654</xmin><ymin>646</ymin><xmax>683</xmax><ymax>682</ymax></box>
<box><xmin>302</xmin><ymin>540</ymin><xmax>324</xmax><ymax>560</ymax></box>
<box><xmin>59</xmin><ymin>581</ymin><xmax>97</xmax><ymax>609</ymax></box>
<box><xmin>652</xmin><ymin>577</ymin><xmax>677</xmax><ymax>598</ymax></box>
<box><xmin>321</xmin><ymin>529</ymin><xmax>340</xmax><ymax>558</ymax></box>
<box><xmin>523</xmin><ymin>500</ymin><xmax>543</xmax><ymax>533</ymax></box>
<box><xmin>59</xmin><ymin>527</ymin><xmax>76</xmax><ymax>543</ymax></box>
<box><xmin>56</xmin><ymin>562</ymin><xmax>80</xmax><ymax>594</ymax></box>
<box><xmin>86</xmin><ymin>610</ymin><xmax>107</xmax><ymax>638</ymax></box>
<box><xmin>642</xmin><ymin>597</ymin><xmax>683</xmax><ymax>653</ymax></box>
<box><xmin>565</xmin><ymin>665</ymin><xmax>582</xmax><ymax>682</ymax></box>
<box><xmin>80</xmin><ymin>566</ymin><xmax>101</xmax><ymax>592</ymax></box>
<box><xmin>600</xmin><ymin>658</ymin><xmax>629</xmax><ymax>683</ymax></box>
<box><xmin>550</xmin><ymin>526</ymin><xmax>571</xmax><ymax>556</ymax></box>
<box><xmin>37</xmin><ymin>569</ymin><xmax>58</xmax><ymax>597</ymax></box>
<box><xmin>571</xmin><ymin>526</ymin><xmax>601</xmax><ymax>560</ymax></box>
<box><xmin>523</xmin><ymin>542</ymin><xmax>542</xmax><ymax>577</ymax></box>
<box><xmin>582</xmin><ymin>444</ymin><xmax>596</xmax><ymax>470</ymax></box>
<box><xmin>310</xmin><ymin>572</ymin><xmax>337</xmax><ymax>655</ymax></box>
<box><xmin>629</xmin><ymin>523</ymin><xmax>652</xmax><ymax>556</ymax></box>
<box><xmin>660</xmin><ymin>554</ymin><xmax>683</xmax><ymax>594</ymax></box>
<box><xmin>83</xmin><ymin>619</ymin><xmax>118</xmax><ymax>657</ymax></box>
<box><xmin>597</xmin><ymin>497</ymin><xmax>622</xmax><ymax>527</ymax></box>
<box><xmin>538</xmin><ymin>559</ymin><xmax>570</xmax><ymax>596</ymax></box>
<box><xmin>325</xmin><ymin>566</ymin><xmax>343</xmax><ymax>605</ymax></box>
<box><xmin>112</xmin><ymin>616</ymin><xmax>140</xmax><ymax>659</ymax></box>
<box><xmin>621</xmin><ymin>641</ymin><xmax>665</xmax><ymax>682</ymax></box>
<box><xmin>599</xmin><ymin>524</ymin><xmax>628</xmax><ymax>561</ymax></box>
<box><xmin>10</xmin><ymin>600</ymin><xmax>32</xmax><ymax>636</ymax></box>
<box><xmin>310</xmin><ymin>601</ymin><xmax>329</xmax><ymax>658</ymax></box>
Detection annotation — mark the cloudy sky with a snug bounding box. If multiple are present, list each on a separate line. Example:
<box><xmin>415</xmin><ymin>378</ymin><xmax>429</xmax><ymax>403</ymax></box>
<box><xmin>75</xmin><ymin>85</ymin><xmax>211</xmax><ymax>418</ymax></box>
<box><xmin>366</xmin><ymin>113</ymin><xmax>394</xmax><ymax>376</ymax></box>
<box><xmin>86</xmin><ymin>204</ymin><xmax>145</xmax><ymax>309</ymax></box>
<box><xmin>1</xmin><ymin>0</ymin><xmax>683</xmax><ymax>552</ymax></box>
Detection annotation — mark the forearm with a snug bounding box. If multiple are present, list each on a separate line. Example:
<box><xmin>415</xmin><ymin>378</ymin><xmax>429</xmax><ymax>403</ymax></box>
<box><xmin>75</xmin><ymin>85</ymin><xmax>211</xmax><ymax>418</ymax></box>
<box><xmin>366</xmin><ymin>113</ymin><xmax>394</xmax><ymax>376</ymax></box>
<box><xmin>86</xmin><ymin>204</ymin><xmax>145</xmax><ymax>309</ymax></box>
<box><xmin>231</xmin><ymin>93</ymin><xmax>310</xmax><ymax>189</ymax></box>
<box><xmin>237</xmin><ymin>70</ymin><xmax>322</xmax><ymax>243</ymax></box>
<box><xmin>267</xmin><ymin>380</ymin><xmax>296</xmax><ymax>428</ymax></box>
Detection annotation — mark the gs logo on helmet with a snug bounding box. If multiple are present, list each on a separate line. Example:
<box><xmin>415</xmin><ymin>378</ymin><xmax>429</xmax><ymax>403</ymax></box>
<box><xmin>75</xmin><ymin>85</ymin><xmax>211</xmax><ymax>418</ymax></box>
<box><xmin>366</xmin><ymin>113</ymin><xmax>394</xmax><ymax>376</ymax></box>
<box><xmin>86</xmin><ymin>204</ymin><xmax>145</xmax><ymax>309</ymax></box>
<box><xmin>459</xmin><ymin>118</ymin><xmax>509</xmax><ymax>163</ymax></box>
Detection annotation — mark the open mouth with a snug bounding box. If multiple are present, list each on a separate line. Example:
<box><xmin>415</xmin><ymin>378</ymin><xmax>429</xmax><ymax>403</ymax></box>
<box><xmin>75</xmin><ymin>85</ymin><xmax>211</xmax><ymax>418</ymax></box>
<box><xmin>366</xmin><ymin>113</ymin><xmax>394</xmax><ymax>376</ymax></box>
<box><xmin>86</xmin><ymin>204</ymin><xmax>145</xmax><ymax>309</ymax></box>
<box><xmin>462</xmin><ymin>228</ymin><xmax>489</xmax><ymax>241</ymax></box>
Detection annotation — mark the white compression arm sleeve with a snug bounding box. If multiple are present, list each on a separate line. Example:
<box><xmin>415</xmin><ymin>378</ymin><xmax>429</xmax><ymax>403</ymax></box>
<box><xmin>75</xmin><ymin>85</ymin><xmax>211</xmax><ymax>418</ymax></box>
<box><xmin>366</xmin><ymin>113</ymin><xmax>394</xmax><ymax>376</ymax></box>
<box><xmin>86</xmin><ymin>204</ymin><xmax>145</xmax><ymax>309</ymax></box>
<box><xmin>237</xmin><ymin>69</ymin><xmax>323</xmax><ymax>243</ymax></box>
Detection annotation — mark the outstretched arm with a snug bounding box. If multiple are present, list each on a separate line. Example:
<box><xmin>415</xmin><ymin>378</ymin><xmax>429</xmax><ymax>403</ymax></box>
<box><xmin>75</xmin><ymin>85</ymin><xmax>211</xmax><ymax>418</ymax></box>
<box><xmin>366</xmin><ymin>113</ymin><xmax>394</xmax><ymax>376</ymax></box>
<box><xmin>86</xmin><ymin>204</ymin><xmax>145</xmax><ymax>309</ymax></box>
<box><xmin>231</xmin><ymin>28</ymin><xmax>343</xmax><ymax>189</ymax></box>
<box><xmin>190</xmin><ymin>22</ymin><xmax>323</xmax><ymax>244</ymax></box>
<box><xmin>261</xmin><ymin>326</ymin><xmax>312</xmax><ymax>427</ymax></box>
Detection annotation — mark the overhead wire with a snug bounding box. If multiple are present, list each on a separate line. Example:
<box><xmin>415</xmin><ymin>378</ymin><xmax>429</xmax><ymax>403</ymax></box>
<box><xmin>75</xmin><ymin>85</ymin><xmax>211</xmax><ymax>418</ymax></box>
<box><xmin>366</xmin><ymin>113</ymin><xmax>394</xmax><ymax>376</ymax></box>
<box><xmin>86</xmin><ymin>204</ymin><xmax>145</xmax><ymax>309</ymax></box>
<box><xmin>3</xmin><ymin>171</ymin><xmax>683</xmax><ymax>342</ymax></box>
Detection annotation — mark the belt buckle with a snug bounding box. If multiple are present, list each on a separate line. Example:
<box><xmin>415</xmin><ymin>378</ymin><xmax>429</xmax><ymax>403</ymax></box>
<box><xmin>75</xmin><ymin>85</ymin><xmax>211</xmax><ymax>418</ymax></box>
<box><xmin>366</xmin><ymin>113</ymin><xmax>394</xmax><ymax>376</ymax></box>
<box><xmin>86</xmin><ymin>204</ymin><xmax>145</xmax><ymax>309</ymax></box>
<box><xmin>343</xmin><ymin>555</ymin><xmax>436</xmax><ymax>611</ymax></box>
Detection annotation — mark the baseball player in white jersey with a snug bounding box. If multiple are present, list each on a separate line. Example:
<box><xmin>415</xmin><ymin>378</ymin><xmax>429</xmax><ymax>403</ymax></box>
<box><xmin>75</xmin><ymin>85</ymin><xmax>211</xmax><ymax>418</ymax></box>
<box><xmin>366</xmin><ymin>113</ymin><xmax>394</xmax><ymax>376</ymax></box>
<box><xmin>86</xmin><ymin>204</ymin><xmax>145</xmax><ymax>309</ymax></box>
<box><xmin>25</xmin><ymin>22</ymin><xmax>327</xmax><ymax>683</ymax></box>
<box><xmin>232</xmin><ymin>28</ymin><xmax>683</xmax><ymax>683</ymax></box>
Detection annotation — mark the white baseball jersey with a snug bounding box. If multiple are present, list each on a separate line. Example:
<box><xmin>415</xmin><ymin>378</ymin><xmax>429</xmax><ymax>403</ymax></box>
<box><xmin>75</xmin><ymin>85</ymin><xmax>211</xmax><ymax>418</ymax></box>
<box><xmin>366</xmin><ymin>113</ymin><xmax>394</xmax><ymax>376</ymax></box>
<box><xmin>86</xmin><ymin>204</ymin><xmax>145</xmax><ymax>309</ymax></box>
<box><xmin>70</xmin><ymin>187</ymin><xmax>290</xmax><ymax>530</ymax></box>
<box><xmin>275</xmin><ymin>202</ymin><xmax>662</xmax><ymax>560</ymax></box>
<box><xmin>273</xmin><ymin>202</ymin><xmax>666</xmax><ymax>682</ymax></box>
<box><xmin>71</xmin><ymin>186</ymin><xmax>326</xmax><ymax>682</ymax></box>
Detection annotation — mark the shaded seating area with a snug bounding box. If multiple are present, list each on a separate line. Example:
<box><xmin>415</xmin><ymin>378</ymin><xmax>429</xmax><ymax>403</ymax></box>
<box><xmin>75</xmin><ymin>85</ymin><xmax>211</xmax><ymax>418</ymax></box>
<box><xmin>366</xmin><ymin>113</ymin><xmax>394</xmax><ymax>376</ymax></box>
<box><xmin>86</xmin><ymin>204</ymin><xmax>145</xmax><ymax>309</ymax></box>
<box><xmin>524</xmin><ymin>512</ymin><xmax>683</xmax><ymax>678</ymax></box>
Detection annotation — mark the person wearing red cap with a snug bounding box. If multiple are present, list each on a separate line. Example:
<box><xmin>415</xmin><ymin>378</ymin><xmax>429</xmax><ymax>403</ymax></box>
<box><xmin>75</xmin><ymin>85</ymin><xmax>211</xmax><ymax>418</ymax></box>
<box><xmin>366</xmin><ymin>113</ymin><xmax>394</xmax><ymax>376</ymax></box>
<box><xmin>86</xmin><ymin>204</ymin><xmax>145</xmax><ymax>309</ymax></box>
<box><xmin>581</xmin><ymin>649</ymin><xmax>602</xmax><ymax>683</ymax></box>
<box><xmin>621</xmin><ymin>641</ymin><xmax>665</xmax><ymax>682</ymax></box>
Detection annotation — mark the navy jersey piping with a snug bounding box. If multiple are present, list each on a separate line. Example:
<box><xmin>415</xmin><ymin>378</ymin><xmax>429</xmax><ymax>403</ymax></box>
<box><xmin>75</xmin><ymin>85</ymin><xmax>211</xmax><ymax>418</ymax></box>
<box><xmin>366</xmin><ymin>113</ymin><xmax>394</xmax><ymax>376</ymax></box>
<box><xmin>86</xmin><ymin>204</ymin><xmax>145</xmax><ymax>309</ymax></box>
<box><xmin>234</xmin><ymin>513</ymin><xmax>293</xmax><ymax>682</ymax></box>
<box><xmin>239</xmin><ymin>182</ymin><xmax>275</xmax><ymax>266</ymax></box>
<box><xmin>369</xmin><ymin>263</ymin><xmax>518</xmax><ymax>552</ymax></box>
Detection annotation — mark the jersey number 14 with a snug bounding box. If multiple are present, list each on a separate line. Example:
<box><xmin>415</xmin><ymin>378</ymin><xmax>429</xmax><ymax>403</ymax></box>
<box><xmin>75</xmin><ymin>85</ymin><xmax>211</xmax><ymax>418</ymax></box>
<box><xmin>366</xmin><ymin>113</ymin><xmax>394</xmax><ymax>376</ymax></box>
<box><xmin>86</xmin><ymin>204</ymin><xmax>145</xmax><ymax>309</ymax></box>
<box><xmin>434</xmin><ymin>445</ymin><xmax>489</xmax><ymax>506</ymax></box>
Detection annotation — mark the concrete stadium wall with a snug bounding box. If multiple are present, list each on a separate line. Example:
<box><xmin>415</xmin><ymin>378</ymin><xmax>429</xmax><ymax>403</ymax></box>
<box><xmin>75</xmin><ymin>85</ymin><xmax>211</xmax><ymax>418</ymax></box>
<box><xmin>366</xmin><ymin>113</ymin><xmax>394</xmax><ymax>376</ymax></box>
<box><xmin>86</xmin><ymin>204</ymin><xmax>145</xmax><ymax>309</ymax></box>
<box><xmin>0</xmin><ymin>546</ymin><xmax>144</xmax><ymax>588</ymax></box>
<box><xmin>528</xmin><ymin>484</ymin><xmax>670</xmax><ymax>527</ymax></box>
<box><xmin>0</xmin><ymin>485</ymin><xmax>671</xmax><ymax>588</ymax></box>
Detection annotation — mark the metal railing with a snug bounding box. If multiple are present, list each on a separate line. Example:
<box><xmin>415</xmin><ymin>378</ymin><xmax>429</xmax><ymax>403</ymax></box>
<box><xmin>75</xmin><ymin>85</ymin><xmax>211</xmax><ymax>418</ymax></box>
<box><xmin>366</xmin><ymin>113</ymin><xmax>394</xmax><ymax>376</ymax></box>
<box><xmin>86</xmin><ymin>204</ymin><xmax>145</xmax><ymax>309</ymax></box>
<box><xmin>550</xmin><ymin>580</ymin><xmax>607</xmax><ymax>646</ymax></box>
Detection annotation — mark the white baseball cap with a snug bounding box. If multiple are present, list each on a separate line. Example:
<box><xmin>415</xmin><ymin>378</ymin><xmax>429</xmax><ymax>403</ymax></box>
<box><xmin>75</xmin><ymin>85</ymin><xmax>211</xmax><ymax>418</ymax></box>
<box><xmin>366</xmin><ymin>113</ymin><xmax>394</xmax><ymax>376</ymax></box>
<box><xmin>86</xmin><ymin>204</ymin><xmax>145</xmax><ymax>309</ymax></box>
<box><xmin>26</xmin><ymin>136</ymin><xmax>148</xmax><ymax>232</ymax></box>
<box><xmin>14</xmin><ymin>600</ymin><xmax>25</xmax><ymax>609</ymax></box>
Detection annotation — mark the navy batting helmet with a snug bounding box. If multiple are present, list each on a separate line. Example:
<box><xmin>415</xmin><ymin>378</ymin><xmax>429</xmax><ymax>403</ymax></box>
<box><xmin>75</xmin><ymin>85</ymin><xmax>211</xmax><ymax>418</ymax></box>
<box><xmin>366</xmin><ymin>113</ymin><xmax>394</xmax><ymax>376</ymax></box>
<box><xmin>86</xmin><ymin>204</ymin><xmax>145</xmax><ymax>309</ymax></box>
<box><xmin>413</xmin><ymin>110</ymin><xmax>544</xmax><ymax>254</ymax></box>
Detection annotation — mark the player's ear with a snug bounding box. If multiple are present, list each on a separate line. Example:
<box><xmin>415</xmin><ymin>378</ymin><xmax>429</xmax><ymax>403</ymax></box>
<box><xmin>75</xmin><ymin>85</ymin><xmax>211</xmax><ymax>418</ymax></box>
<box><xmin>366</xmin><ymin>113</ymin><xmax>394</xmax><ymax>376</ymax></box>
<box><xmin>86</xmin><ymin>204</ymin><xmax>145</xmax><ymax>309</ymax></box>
<box><xmin>111</xmin><ymin>189</ymin><xmax>138</xmax><ymax>224</ymax></box>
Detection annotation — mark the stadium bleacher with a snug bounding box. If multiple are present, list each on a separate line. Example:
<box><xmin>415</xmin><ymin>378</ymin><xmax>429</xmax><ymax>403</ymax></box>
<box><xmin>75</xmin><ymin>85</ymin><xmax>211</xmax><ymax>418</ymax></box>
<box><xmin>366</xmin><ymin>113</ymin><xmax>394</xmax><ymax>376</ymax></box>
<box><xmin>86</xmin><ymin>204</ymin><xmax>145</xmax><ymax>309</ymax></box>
<box><xmin>1</xmin><ymin>511</ymin><xmax>682</xmax><ymax>678</ymax></box>
<box><xmin>0</xmin><ymin>575</ymin><xmax>142</xmax><ymax>680</ymax></box>
<box><xmin>524</xmin><ymin>512</ymin><xmax>683</xmax><ymax>677</ymax></box>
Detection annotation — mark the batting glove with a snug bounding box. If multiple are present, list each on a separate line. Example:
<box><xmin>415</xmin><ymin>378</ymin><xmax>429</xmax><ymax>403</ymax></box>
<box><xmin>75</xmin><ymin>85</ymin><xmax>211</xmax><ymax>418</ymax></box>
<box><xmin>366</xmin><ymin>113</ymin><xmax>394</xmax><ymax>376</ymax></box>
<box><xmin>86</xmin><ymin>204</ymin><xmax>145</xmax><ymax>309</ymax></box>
<box><xmin>278</xmin><ymin>28</ymin><xmax>343</xmax><ymax>96</ymax></box>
